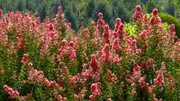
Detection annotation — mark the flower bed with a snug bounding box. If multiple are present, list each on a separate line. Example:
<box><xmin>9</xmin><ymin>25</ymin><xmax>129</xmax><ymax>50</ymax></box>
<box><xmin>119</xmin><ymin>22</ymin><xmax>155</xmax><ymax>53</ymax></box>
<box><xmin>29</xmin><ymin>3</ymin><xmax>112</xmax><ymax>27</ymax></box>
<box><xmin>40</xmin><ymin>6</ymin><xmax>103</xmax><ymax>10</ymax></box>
<box><xmin>0</xmin><ymin>6</ymin><xmax>180</xmax><ymax>101</ymax></box>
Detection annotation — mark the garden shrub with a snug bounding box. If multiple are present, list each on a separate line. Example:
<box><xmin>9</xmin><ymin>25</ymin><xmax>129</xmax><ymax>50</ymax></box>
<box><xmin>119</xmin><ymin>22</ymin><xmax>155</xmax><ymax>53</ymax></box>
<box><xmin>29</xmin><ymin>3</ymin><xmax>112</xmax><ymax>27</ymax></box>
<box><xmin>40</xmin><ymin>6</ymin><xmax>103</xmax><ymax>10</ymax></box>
<box><xmin>158</xmin><ymin>13</ymin><xmax>180</xmax><ymax>38</ymax></box>
<box><xmin>0</xmin><ymin>6</ymin><xmax>180</xmax><ymax>101</ymax></box>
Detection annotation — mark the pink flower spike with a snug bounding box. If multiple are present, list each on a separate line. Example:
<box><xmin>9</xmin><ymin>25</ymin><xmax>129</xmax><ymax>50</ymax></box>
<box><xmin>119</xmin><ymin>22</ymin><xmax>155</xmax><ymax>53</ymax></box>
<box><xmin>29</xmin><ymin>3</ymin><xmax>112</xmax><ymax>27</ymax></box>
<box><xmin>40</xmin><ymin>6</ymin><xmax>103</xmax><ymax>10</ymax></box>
<box><xmin>49</xmin><ymin>24</ymin><xmax>54</xmax><ymax>31</ymax></box>
<box><xmin>90</xmin><ymin>54</ymin><xmax>99</xmax><ymax>72</ymax></box>
<box><xmin>116</xmin><ymin>18</ymin><xmax>121</xmax><ymax>25</ymax></box>
<box><xmin>58</xmin><ymin>6</ymin><xmax>62</xmax><ymax>12</ymax></box>
<box><xmin>153</xmin><ymin>98</ymin><xmax>159</xmax><ymax>101</ymax></box>
<box><xmin>150</xmin><ymin>17</ymin><xmax>156</xmax><ymax>25</ymax></box>
<box><xmin>113</xmin><ymin>32</ymin><xmax>118</xmax><ymax>38</ymax></box>
<box><xmin>17</xmin><ymin>38</ymin><xmax>26</xmax><ymax>50</ymax></box>
<box><xmin>21</xmin><ymin>54</ymin><xmax>29</xmax><ymax>64</ymax></box>
<box><xmin>28</xmin><ymin>62</ymin><xmax>33</xmax><ymax>69</ymax></box>
<box><xmin>84</xmin><ymin>28</ymin><xmax>89</xmax><ymax>34</ymax></box>
<box><xmin>89</xmin><ymin>82</ymin><xmax>102</xmax><ymax>100</ymax></box>
<box><xmin>61</xmin><ymin>39</ymin><xmax>67</xmax><ymax>46</ymax></box>
<box><xmin>136</xmin><ymin>5</ymin><xmax>142</xmax><ymax>12</ymax></box>
<box><xmin>133</xmin><ymin>61</ymin><xmax>141</xmax><ymax>74</ymax></box>
<box><xmin>139</xmin><ymin>30</ymin><xmax>147</xmax><ymax>40</ymax></box>
<box><xmin>152</xmin><ymin>9</ymin><xmax>158</xmax><ymax>16</ymax></box>
<box><xmin>59</xmin><ymin>39</ymin><xmax>67</xmax><ymax>53</ymax></box>
<box><xmin>3</xmin><ymin>85</ymin><xmax>19</xmax><ymax>99</ymax></box>
<box><xmin>104</xmin><ymin>24</ymin><xmax>109</xmax><ymax>30</ymax></box>
<box><xmin>136</xmin><ymin>49</ymin><xmax>142</xmax><ymax>55</ymax></box>
<box><xmin>107</xmin><ymin>98</ymin><xmax>112</xmax><ymax>101</ymax></box>
<box><xmin>170</xmin><ymin>24</ymin><xmax>175</xmax><ymax>32</ymax></box>
<box><xmin>119</xmin><ymin>24</ymin><xmax>124</xmax><ymax>30</ymax></box>
<box><xmin>98</xmin><ymin>12</ymin><xmax>103</xmax><ymax>18</ymax></box>
<box><xmin>69</xmin><ymin>41</ymin><xmax>74</xmax><ymax>47</ymax></box>
<box><xmin>140</xmin><ymin>61</ymin><xmax>148</xmax><ymax>69</ymax></box>
<box><xmin>101</xmin><ymin>44</ymin><xmax>111</xmax><ymax>62</ymax></box>
<box><xmin>148</xmin><ymin>58</ymin><xmax>155</xmax><ymax>64</ymax></box>
<box><xmin>23</xmin><ymin>92</ymin><xmax>32</xmax><ymax>100</ymax></box>
<box><xmin>143</xmin><ymin>14</ymin><xmax>148</xmax><ymax>21</ymax></box>
<box><xmin>159</xmin><ymin>99</ymin><xmax>163</xmax><ymax>101</ymax></box>
<box><xmin>153</xmin><ymin>71</ymin><xmax>164</xmax><ymax>85</ymax></box>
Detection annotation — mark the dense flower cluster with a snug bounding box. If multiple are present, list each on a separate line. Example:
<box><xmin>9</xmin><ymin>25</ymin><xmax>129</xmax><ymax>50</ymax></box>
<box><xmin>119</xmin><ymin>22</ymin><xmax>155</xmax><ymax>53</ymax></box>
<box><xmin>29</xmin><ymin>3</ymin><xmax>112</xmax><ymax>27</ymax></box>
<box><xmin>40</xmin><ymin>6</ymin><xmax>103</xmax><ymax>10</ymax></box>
<box><xmin>3</xmin><ymin>85</ymin><xmax>19</xmax><ymax>99</ymax></box>
<box><xmin>0</xmin><ymin>5</ymin><xmax>180</xmax><ymax>101</ymax></box>
<box><xmin>89</xmin><ymin>82</ymin><xmax>102</xmax><ymax>100</ymax></box>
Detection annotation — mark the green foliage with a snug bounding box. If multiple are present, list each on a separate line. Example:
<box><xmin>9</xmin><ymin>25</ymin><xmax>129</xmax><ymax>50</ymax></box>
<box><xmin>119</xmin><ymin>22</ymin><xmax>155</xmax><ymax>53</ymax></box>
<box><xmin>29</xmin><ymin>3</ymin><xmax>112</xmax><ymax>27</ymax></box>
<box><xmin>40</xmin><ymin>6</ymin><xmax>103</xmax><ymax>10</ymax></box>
<box><xmin>64</xmin><ymin>6</ymin><xmax>78</xmax><ymax>30</ymax></box>
<box><xmin>158</xmin><ymin>13</ymin><xmax>180</xmax><ymax>38</ymax></box>
<box><xmin>0</xmin><ymin>0</ymin><xmax>180</xmax><ymax>31</ymax></box>
<box><xmin>124</xmin><ymin>23</ymin><xmax>137</xmax><ymax>37</ymax></box>
<box><xmin>16</xmin><ymin>0</ymin><xmax>26</xmax><ymax>11</ymax></box>
<box><xmin>146</xmin><ymin>0</ymin><xmax>162</xmax><ymax>13</ymax></box>
<box><xmin>164</xmin><ymin>0</ymin><xmax>176</xmax><ymax>16</ymax></box>
<box><xmin>0</xmin><ymin>5</ymin><xmax>180</xmax><ymax>101</ymax></box>
<box><xmin>0</xmin><ymin>0</ymin><xmax>133</xmax><ymax>30</ymax></box>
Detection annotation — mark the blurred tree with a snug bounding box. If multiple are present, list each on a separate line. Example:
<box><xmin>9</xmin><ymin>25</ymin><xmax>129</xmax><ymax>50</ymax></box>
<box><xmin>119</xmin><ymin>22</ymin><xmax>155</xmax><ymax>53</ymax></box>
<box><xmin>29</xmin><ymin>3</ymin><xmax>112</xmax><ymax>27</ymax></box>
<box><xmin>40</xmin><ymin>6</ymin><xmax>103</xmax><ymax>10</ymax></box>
<box><xmin>142</xmin><ymin>0</ymin><xmax>148</xmax><ymax>4</ymax></box>
<box><xmin>64</xmin><ymin>6</ymin><xmax>78</xmax><ymax>30</ymax></box>
<box><xmin>165</xmin><ymin>0</ymin><xmax>175</xmax><ymax>16</ymax></box>
<box><xmin>37</xmin><ymin>0</ymin><xmax>50</xmax><ymax>21</ymax></box>
<box><xmin>50</xmin><ymin>0</ymin><xmax>61</xmax><ymax>17</ymax></box>
<box><xmin>94</xmin><ymin>0</ymin><xmax>112</xmax><ymax>26</ymax></box>
<box><xmin>123</xmin><ymin>0</ymin><xmax>142</xmax><ymax>10</ymax></box>
<box><xmin>86</xmin><ymin>0</ymin><xmax>95</xmax><ymax>18</ymax></box>
<box><xmin>16</xmin><ymin>0</ymin><xmax>26</xmax><ymax>11</ymax></box>
<box><xmin>146</xmin><ymin>0</ymin><xmax>156</xmax><ymax>13</ymax></box>
<box><xmin>0</xmin><ymin>0</ymin><xmax>179</xmax><ymax>30</ymax></box>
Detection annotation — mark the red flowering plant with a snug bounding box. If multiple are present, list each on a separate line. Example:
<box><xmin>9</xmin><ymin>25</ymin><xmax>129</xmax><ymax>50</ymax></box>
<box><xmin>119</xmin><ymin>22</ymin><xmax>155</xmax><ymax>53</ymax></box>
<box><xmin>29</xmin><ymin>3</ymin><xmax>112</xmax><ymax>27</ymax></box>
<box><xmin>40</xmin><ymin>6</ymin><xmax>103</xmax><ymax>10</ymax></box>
<box><xmin>0</xmin><ymin>5</ymin><xmax>180</xmax><ymax>101</ymax></box>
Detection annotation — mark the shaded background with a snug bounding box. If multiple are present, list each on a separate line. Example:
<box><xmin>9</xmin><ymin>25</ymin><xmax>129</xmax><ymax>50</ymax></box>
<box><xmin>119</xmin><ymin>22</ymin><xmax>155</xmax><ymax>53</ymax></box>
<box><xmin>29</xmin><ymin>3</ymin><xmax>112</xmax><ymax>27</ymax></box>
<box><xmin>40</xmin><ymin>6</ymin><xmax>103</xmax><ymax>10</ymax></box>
<box><xmin>0</xmin><ymin>0</ymin><xmax>179</xmax><ymax>30</ymax></box>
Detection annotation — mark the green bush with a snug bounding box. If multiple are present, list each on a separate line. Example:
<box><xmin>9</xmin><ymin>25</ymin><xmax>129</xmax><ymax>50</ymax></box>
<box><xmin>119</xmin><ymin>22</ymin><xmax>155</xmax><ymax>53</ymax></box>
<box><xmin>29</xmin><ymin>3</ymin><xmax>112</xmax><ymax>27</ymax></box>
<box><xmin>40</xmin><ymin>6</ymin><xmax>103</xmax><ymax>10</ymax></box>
<box><xmin>158</xmin><ymin>13</ymin><xmax>180</xmax><ymax>38</ymax></box>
